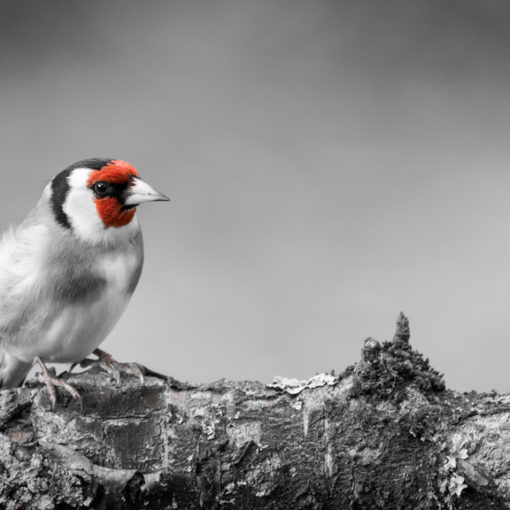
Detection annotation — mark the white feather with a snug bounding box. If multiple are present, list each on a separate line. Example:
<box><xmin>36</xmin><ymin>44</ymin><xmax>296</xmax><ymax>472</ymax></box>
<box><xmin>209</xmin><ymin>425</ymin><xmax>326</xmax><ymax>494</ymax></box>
<box><xmin>8</xmin><ymin>249</ymin><xmax>140</xmax><ymax>363</ymax></box>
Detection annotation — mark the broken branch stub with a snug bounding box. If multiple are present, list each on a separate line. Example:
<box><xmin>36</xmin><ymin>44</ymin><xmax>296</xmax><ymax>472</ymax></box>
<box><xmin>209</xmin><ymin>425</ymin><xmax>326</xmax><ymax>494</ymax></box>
<box><xmin>393</xmin><ymin>311</ymin><xmax>411</xmax><ymax>344</ymax></box>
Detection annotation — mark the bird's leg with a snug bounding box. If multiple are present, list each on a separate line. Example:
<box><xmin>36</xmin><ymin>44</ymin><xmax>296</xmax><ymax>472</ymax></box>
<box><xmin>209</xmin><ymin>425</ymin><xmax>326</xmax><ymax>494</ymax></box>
<box><xmin>35</xmin><ymin>357</ymin><xmax>82</xmax><ymax>410</ymax></box>
<box><xmin>77</xmin><ymin>348</ymin><xmax>145</xmax><ymax>385</ymax></box>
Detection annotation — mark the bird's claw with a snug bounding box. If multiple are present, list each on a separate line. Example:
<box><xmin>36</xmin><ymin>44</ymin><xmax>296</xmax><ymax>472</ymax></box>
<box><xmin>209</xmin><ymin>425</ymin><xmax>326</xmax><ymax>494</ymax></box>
<box><xmin>36</xmin><ymin>359</ymin><xmax>82</xmax><ymax>410</ymax></box>
<box><xmin>76</xmin><ymin>349</ymin><xmax>145</xmax><ymax>385</ymax></box>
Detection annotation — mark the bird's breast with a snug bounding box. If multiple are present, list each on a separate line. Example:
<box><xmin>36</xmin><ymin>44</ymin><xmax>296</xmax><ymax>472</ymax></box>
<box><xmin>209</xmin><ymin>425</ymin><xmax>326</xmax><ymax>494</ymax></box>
<box><xmin>96</xmin><ymin>249</ymin><xmax>142</xmax><ymax>296</ymax></box>
<box><xmin>4</xmin><ymin>241</ymin><xmax>144</xmax><ymax>364</ymax></box>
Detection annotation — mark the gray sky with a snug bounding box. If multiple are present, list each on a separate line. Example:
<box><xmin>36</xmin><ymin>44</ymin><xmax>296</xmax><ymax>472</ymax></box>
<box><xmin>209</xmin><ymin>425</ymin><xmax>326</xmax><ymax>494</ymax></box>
<box><xmin>2</xmin><ymin>0</ymin><xmax>510</xmax><ymax>391</ymax></box>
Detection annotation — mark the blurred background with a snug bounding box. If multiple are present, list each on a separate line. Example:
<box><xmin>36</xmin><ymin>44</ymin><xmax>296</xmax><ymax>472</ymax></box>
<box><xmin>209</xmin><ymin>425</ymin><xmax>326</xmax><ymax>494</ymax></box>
<box><xmin>1</xmin><ymin>0</ymin><xmax>510</xmax><ymax>391</ymax></box>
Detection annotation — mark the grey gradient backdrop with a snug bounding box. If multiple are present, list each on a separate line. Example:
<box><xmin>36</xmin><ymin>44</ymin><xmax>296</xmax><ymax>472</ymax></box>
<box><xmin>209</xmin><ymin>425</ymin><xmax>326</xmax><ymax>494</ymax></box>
<box><xmin>1</xmin><ymin>0</ymin><xmax>510</xmax><ymax>391</ymax></box>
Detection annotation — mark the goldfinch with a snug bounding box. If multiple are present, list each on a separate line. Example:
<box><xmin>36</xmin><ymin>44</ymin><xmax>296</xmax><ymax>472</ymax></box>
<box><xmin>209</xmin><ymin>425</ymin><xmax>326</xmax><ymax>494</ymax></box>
<box><xmin>0</xmin><ymin>158</ymin><xmax>168</xmax><ymax>407</ymax></box>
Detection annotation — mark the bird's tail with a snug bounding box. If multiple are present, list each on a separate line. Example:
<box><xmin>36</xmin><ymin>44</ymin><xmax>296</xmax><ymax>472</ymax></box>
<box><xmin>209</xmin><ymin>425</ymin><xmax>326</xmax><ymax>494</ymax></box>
<box><xmin>0</xmin><ymin>343</ymin><xmax>32</xmax><ymax>388</ymax></box>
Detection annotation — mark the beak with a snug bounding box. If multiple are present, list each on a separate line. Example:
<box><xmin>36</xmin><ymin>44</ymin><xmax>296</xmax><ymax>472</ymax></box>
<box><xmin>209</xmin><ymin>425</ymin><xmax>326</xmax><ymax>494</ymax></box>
<box><xmin>124</xmin><ymin>177</ymin><xmax>170</xmax><ymax>207</ymax></box>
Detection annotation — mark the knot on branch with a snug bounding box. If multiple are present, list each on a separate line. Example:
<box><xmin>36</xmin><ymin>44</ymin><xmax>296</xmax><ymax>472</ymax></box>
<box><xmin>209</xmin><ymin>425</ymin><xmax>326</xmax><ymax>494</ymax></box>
<box><xmin>361</xmin><ymin>337</ymin><xmax>381</xmax><ymax>364</ymax></box>
<box><xmin>351</xmin><ymin>313</ymin><xmax>445</xmax><ymax>401</ymax></box>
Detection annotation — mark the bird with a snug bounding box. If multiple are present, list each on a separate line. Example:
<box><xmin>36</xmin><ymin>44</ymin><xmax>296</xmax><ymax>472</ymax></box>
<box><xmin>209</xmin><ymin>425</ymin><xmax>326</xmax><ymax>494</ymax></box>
<box><xmin>0</xmin><ymin>158</ymin><xmax>169</xmax><ymax>407</ymax></box>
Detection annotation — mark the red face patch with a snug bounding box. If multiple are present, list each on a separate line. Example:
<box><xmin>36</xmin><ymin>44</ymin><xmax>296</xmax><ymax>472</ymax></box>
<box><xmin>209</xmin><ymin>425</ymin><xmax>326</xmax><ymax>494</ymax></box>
<box><xmin>87</xmin><ymin>160</ymin><xmax>139</xmax><ymax>229</ymax></box>
<box><xmin>95</xmin><ymin>197</ymin><xmax>136</xmax><ymax>228</ymax></box>
<box><xmin>87</xmin><ymin>159</ymin><xmax>139</xmax><ymax>186</ymax></box>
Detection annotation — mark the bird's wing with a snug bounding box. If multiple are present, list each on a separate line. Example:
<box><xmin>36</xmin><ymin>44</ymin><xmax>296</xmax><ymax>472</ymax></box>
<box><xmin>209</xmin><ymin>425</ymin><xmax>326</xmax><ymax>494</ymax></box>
<box><xmin>0</xmin><ymin>221</ymin><xmax>49</xmax><ymax>336</ymax></box>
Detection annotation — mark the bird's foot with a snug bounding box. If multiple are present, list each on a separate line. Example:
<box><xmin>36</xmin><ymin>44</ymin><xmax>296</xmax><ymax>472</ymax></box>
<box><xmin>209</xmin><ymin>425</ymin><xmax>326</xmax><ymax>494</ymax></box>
<box><xmin>36</xmin><ymin>357</ymin><xmax>82</xmax><ymax>410</ymax></box>
<box><xmin>73</xmin><ymin>348</ymin><xmax>145</xmax><ymax>385</ymax></box>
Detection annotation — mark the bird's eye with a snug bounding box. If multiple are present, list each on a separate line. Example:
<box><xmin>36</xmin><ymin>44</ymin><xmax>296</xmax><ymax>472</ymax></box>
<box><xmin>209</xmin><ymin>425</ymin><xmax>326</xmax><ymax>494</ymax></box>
<box><xmin>93</xmin><ymin>182</ymin><xmax>110</xmax><ymax>196</ymax></box>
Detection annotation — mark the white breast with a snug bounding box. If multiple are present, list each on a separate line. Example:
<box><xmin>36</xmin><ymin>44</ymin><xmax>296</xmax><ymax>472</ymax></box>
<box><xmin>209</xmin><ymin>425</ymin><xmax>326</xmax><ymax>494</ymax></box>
<box><xmin>7</xmin><ymin>248</ymin><xmax>142</xmax><ymax>364</ymax></box>
<box><xmin>99</xmin><ymin>250</ymin><xmax>140</xmax><ymax>292</ymax></box>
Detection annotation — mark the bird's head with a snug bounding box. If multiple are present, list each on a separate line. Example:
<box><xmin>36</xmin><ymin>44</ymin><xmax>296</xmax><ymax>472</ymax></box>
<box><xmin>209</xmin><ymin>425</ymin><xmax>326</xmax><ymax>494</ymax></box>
<box><xmin>48</xmin><ymin>158</ymin><xmax>169</xmax><ymax>244</ymax></box>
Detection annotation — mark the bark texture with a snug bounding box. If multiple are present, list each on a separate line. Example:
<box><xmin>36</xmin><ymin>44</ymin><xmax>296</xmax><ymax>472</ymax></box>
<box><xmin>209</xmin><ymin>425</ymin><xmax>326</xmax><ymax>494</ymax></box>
<box><xmin>0</xmin><ymin>314</ymin><xmax>509</xmax><ymax>509</ymax></box>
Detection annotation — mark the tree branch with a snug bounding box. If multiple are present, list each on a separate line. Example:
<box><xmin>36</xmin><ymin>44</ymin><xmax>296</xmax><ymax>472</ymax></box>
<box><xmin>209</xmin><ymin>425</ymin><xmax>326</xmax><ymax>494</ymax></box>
<box><xmin>0</xmin><ymin>314</ymin><xmax>508</xmax><ymax>509</ymax></box>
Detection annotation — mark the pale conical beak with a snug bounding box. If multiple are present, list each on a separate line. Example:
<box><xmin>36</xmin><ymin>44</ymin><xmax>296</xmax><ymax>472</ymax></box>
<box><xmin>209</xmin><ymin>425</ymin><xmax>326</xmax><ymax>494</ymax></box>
<box><xmin>124</xmin><ymin>177</ymin><xmax>170</xmax><ymax>207</ymax></box>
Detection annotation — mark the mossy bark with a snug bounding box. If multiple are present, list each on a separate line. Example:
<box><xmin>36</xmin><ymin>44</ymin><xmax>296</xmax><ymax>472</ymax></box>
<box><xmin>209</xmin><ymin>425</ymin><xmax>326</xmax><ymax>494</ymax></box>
<box><xmin>0</xmin><ymin>316</ymin><xmax>508</xmax><ymax>509</ymax></box>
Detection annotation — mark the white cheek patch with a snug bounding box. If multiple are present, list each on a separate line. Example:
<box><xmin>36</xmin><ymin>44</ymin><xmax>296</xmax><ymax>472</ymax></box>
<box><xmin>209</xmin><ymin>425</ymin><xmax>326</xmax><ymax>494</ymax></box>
<box><xmin>63</xmin><ymin>169</ymin><xmax>105</xmax><ymax>243</ymax></box>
